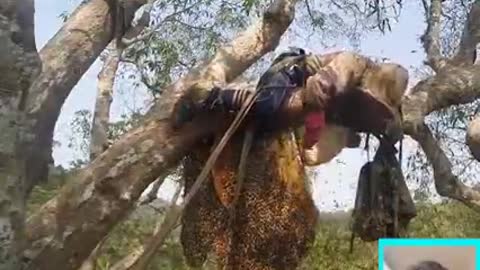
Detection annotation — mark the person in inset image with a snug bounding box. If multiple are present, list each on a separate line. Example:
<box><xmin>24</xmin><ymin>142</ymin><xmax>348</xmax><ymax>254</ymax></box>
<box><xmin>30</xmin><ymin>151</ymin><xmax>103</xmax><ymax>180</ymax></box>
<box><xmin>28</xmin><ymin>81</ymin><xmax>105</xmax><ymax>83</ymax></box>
<box><xmin>408</xmin><ymin>261</ymin><xmax>449</xmax><ymax>270</ymax></box>
<box><xmin>383</xmin><ymin>245</ymin><xmax>476</xmax><ymax>270</ymax></box>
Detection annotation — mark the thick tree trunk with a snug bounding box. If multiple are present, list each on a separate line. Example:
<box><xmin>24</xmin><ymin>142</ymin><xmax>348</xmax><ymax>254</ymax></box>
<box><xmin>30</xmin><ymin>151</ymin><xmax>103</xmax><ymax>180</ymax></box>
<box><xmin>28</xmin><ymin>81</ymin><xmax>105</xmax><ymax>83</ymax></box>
<box><xmin>24</xmin><ymin>118</ymin><xmax>215</xmax><ymax>270</ymax></box>
<box><xmin>0</xmin><ymin>0</ymin><xmax>40</xmax><ymax>269</ymax></box>
<box><xmin>24</xmin><ymin>1</ymin><xmax>298</xmax><ymax>269</ymax></box>
<box><xmin>24</xmin><ymin>0</ymin><xmax>146</xmax><ymax>193</ymax></box>
<box><xmin>89</xmin><ymin>44</ymin><xmax>121</xmax><ymax>160</ymax></box>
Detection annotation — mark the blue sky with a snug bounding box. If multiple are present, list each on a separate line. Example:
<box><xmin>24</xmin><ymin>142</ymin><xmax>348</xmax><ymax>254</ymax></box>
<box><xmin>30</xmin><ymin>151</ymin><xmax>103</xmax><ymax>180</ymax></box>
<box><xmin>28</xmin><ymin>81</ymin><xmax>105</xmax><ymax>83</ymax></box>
<box><xmin>34</xmin><ymin>0</ymin><xmax>427</xmax><ymax>210</ymax></box>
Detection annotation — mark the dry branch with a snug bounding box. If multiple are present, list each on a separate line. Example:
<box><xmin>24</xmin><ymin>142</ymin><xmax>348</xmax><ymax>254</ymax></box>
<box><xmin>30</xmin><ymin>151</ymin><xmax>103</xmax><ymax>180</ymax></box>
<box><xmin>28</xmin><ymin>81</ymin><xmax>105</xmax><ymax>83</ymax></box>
<box><xmin>90</xmin><ymin>43</ymin><xmax>121</xmax><ymax>160</ymax></box>
<box><xmin>122</xmin><ymin>1</ymin><xmax>201</xmax><ymax>46</ymax></box>
<box><xmin>139</xmin><ymin>173</ymin><xmax>170</xmax><ymax>205</ymax></box>
<box><xmin>420</xmin><ymin>0</ymin><xmax>446</xmax><ymax>71</ymax></box>
<box><xmin>408</xmin><ymin>123</ymin><xmax>480</xmax><ymax>209</ymax></box>
<box><xmin>120</xmin><ymin>0</ymin><xmax>153</xmax><ymax>47</ymax></box>
<box><xmin>24</xmin><ymin>1</ymin><xmax>298</xmax><ymax>269</ymax></box>
<box><xmin>452</xmin><ymin>1</ymin><xmax>480</xmax><ymax>65</ymax></box>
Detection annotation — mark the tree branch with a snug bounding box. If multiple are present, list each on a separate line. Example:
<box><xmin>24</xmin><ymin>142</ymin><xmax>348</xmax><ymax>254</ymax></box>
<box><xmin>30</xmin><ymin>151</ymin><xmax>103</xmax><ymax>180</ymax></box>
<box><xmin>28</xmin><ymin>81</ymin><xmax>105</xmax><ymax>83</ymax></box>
<box><xmin>78</xmin><ymin>237</ymin><xmax>107</xmax><ymax>270</ymax></box>
<box><xmin>407</xmin><ymin>123</ymin><xmax>480</xmax><ymax>210</ymax></box>
<box><xmin>420</xmin><ymin>0</ymin><xmax>446</xmax><ymax>71</ymax></box>
<box><xmin>89</xmin><ymin>43</ymin><xmax>121</xmax><ymax>160</ymax></box>
<box><xmin>139</xmin><ymin>173</ymin><xmax>169</xmax><ymax>205</ymax></box>
<box><xmin>402</xmin><ymin>64</ymin><xmax>480</xmax><ymax>210</ymax></box>
<box><xmin>122</xmin><ymin>1</ymin><xmax>202</xmax><ymax>46</ymax></box>
<box><xmin>24</xmin><ymin>0</ymin><xmax>148</xmax><ymax>193</ymax></box>
<box><xmin>24</xmin><ymin>1</ymin><xmax>298</xmax><ymax>269</ymax></box>
<box><xmin>119</xmin><ymin>0</ymin><xmax>152</xmax><ymax>47</ymax></box>
<box><xmin>402</xmin><ymin>64</ymin><xmax>480</xmax><ymax>135</ymax></box>
<box><xmin>451</xmin><ymin>1</ymin><xmax>480</xmax><ymax>65</ymax></box>
<box><xmin>402</xmin><ymin>3</ymin><xmax>480</xmax><ymax>206</ymax></box>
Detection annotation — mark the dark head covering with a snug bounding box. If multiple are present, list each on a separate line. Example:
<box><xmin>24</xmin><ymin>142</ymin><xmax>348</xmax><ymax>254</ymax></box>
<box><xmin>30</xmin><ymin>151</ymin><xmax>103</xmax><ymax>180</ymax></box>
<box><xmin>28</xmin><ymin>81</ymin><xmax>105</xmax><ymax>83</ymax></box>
<box><xmin>408</xmin><ymin>261</ymin><xmax>449</xmax><ymax>270</ymax></box>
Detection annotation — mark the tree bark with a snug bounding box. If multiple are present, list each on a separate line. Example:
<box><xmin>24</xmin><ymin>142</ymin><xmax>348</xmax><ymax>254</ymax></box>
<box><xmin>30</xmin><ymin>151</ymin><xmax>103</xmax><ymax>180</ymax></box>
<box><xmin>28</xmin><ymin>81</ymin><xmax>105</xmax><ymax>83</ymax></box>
<box><xmin>24</xmin><ymin>0</ymin><xmax>146</xmax><ymax>194</ymax></box>
<box><xmin>402</xmin><ymin>71</ymin><xmax>480</xmax><ymax>209</ymax></box>
<box><xmin>24</xmin><ymin>118</ymin><xmax>215</xmax><ymax>270</ymax></box>
<box><xmin>402</xmin><ymin>64</ymin><xmax>480</xmax><ymax>131</ymax></box>
<box><xmin>89</xmin><ymin>44</ymin><xmax>121</xmax><ymax>160</ymax></box>
<box><xmin>0</xmin><ymin>0</ymin><xmax>40</xmax><ymax>268</ymax></box>
<box><xmin>420</xmin><ymin>0</ymin><xmax>446</xmax><ymax>71</ymax></box>
<box><xmin>401</xmin><ymin>1</ymin><xmax>480</xmax><ymax>209</ymax></box>
<box><xmin>24</xmin><ymin>1</ymin><xmax>298</xmax><ymax>269</ymax></box>
<box><xmin>78</xmin><ymin>238</ymin><xmax>106</xmax><ymax>270</ymax></box>
<box><xmin>451</xmin><ymin>1</ymin><xmax>480</xmax><ymax>65</ymax></box>
<box><xmin>467</xmin><ymin>115</ymin><xmax>480</xmax><ymax>162</ymax></box>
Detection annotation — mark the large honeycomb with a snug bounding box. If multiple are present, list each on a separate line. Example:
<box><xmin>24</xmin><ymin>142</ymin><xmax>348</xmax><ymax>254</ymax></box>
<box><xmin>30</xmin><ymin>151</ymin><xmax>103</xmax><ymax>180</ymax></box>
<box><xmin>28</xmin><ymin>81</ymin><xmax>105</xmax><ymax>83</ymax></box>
<box><xmin>180</xmin><ymin>128</ymin><xmax>319</xmax><ymax>270</ymax></box>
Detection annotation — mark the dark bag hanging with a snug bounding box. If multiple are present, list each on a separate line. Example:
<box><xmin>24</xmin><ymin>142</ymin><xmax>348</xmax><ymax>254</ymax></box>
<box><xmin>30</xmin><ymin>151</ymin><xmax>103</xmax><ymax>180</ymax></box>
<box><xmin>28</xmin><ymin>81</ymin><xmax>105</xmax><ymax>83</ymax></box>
<box><xmin>351</xmin><ymin>140</ymin><xmax>416</xmax><ymax>243</ymax></box>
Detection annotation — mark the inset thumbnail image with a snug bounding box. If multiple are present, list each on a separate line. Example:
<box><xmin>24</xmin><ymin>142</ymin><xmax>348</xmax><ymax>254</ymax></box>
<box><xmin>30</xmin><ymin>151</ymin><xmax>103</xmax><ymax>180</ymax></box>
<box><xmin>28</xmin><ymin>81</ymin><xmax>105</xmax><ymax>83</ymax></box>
<box><xmin>380</xmin><ymin>240</ymin><xmax>477</xmax><ymax>270</ymax></box>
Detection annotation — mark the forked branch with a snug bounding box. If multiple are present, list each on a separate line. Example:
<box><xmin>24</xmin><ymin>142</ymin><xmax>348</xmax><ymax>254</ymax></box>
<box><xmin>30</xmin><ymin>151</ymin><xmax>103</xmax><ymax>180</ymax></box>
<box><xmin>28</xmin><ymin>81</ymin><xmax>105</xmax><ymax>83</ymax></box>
<box><xmin>402</xmin><ymin>65</ymin><xmax>480</xmax><ymax>210</ymax></box>
<box><xmin>402</xmin><ymin>6</ymin><xmax>480</xmax><ymax>209</ymax></box>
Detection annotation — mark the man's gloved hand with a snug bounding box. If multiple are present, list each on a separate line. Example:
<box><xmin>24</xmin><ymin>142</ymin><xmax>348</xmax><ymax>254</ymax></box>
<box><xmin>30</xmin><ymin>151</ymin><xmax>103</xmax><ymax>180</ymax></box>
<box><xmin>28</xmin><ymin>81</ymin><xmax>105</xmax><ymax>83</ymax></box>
<box><xmin>171</xmin><ymin>80</ymin><xmax>219</xmax><ymax>128</ymax></box>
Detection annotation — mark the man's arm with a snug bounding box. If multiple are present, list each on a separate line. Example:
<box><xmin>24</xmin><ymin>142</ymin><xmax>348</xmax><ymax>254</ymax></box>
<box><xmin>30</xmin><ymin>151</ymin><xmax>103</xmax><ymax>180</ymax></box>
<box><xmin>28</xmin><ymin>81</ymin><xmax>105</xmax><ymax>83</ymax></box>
<box><xmin>300</xmin><ymin>52</ymin><xmax>408</xmax><ymax>166</ymax></box>
<box><xmin>306</xmin><ymin>52</ymin><xmax>408</xmax><ymax>138</ymax></box>
<box><xmin>306</xmin><ymin>51</ymin><xmax>408</xmax><ymax>112</ymax></box>
<box><xmin>305</xmin><ymin>51</ymin><xmax>371</xmax><ymax>94</ymax></box>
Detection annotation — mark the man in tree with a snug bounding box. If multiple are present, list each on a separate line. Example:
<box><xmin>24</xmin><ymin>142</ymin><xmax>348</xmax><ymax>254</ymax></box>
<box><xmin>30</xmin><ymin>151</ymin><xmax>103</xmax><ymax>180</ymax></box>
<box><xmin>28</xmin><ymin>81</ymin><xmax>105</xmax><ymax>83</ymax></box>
<box><xmin>172</xmin><ymin>48</ymin><xmax>408</xmax><ymax>150</ymax></box>
<box><xmin>177</xmin><ymin>49</ymin><xmax>409</xmax><ymax>269</ymax></box>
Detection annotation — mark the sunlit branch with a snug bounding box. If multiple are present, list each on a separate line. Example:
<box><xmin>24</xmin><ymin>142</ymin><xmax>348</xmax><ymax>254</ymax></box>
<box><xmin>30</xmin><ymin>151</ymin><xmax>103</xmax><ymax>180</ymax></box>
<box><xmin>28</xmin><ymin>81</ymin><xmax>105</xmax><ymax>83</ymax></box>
<box><xmin>452</xmin><ymin>1</ymin><xmax>480</xmax><ymax>65</ymax></box>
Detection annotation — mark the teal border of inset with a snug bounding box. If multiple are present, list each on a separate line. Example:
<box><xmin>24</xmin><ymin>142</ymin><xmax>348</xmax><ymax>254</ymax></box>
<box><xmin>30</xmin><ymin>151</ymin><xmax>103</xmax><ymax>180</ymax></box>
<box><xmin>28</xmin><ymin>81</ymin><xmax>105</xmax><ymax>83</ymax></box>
<box><xmin>378</xmin><ymin>238</ymin><xmax>480</xmax><ymax>270</ymax></box>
